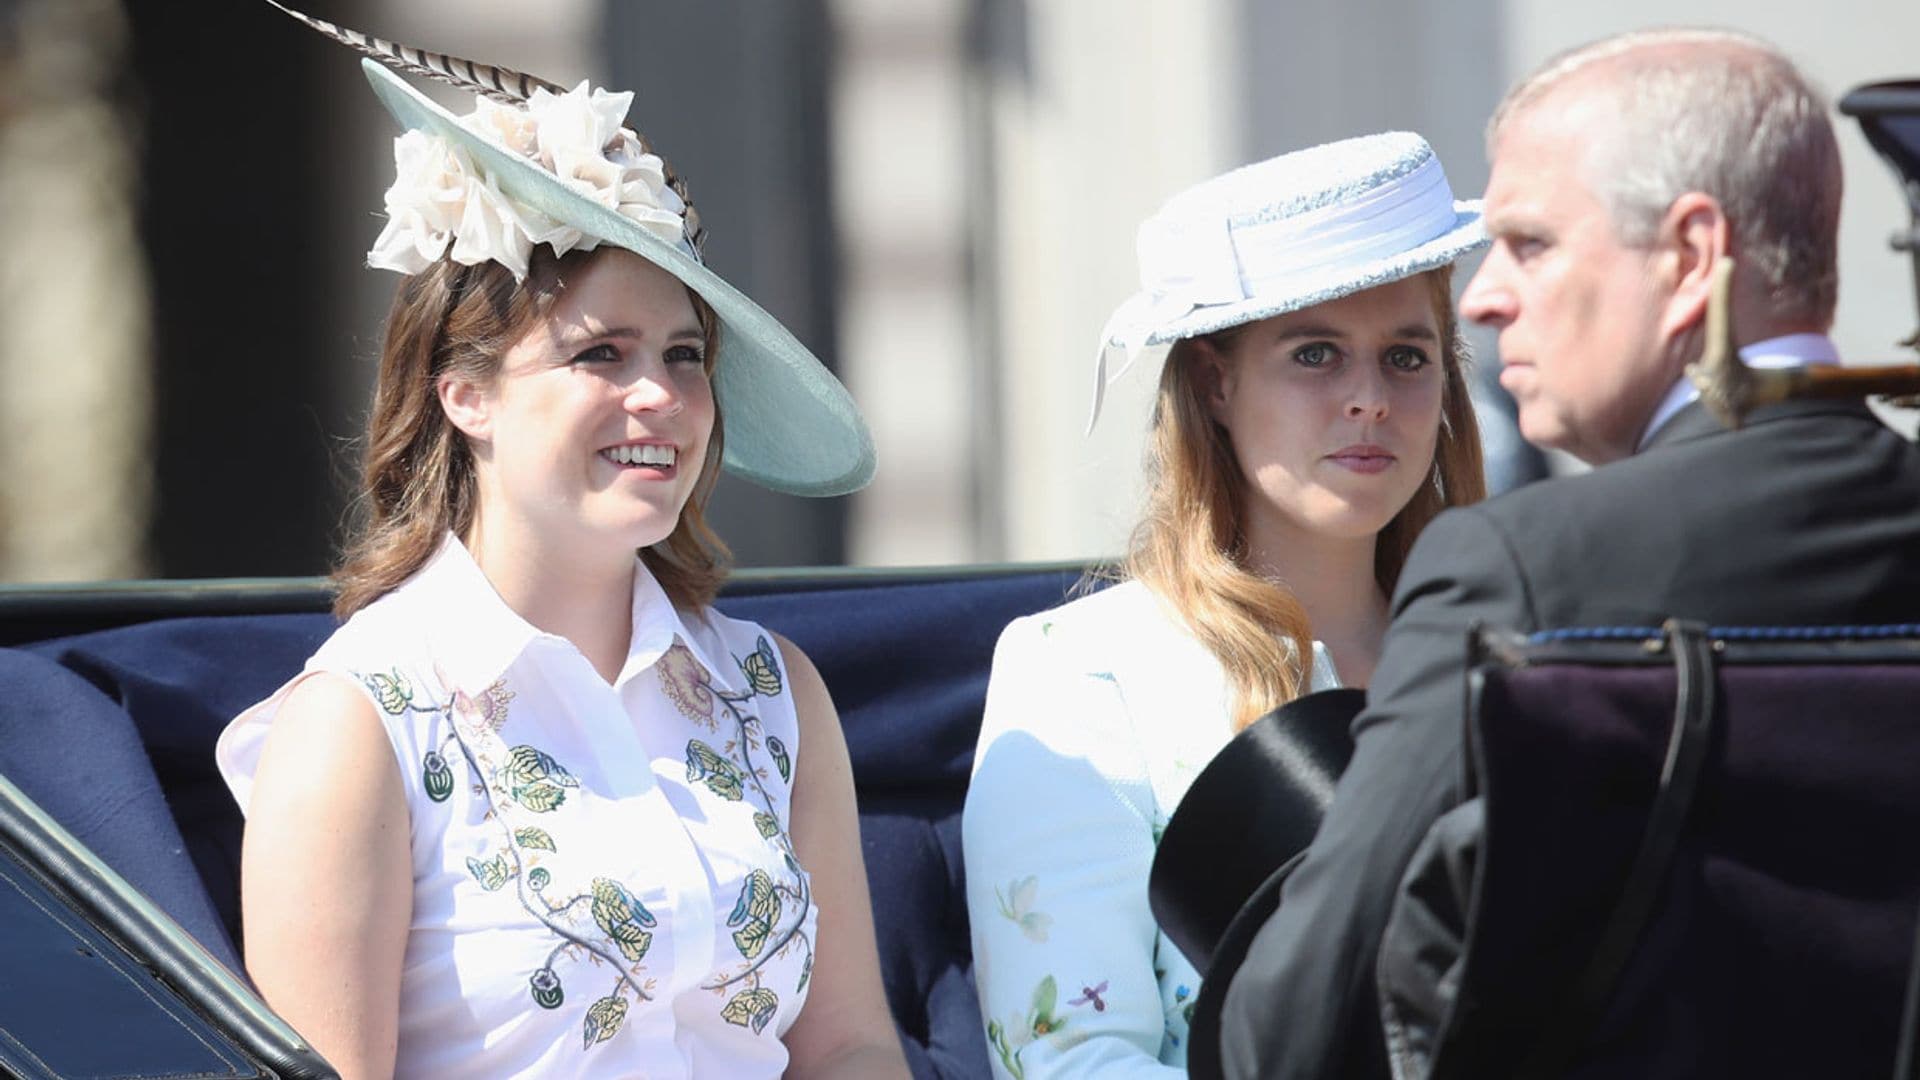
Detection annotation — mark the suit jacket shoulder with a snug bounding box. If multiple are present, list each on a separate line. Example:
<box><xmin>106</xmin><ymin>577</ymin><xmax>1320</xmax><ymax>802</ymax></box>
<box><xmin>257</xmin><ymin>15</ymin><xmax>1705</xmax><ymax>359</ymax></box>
<box><xmin>1431</xmin><ymin>399</ymin><xmax>1920</xmax><ymax>630</ymax></box>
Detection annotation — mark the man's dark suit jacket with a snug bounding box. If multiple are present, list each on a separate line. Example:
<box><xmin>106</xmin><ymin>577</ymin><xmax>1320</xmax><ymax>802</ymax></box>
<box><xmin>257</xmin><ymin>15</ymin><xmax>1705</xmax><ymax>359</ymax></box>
<box><xmin>1217</xmin><ymin>397</ymin><xmax>1920</xmax><ymax>1078</ymax></box>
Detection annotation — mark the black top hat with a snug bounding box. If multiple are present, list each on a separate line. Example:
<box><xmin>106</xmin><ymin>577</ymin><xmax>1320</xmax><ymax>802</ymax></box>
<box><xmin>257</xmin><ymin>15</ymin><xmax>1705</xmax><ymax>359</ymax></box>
<box><xmin>1148</xmin><ymin>687</ymin><xmax>1362</xmax><ymax>1079</ymax></box>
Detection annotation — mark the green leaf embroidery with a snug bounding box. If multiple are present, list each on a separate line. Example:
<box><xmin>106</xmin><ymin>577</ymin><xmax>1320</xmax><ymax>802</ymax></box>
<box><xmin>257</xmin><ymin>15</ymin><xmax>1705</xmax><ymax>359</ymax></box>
<box><xmin>685</xmin><ymin>740</ymin><xmax>745</xmax><ymax>801</ymax></box>
<box><xmin>504</xmin><ymin>745</ymin><xmax>579</xmax><ymax>813</ymax></box>
<box><xmin>986</xmin><ymin>1019</ymin><xmax>1027</xmax><ymax>1080</ymax></box>
<box><xmin>1029</xmin><ymin>975</ymin><xmax>1066</xmax><ymax>1039</ymax></box>
<box><xmin>767</xmin><ymin>735</ymin><xmax>791</xmax><ymax>783</ymax></box>
<box><xmin>466</xmin><ymin>853</ymin><xmax>514</xmax><ymax>891</ymax></box>
<box><xmin>1032</xmin><ymin>974</ymin><xmax>1058</xmax><ymax>1020</ymax></box>
<box><xmin>514</xmin><ymin>827</ymin><xmax>556</xmax><ymax>851</ymax></box>
<box><xmin>796</xmin><ymin>953</ymin><xmax>813</xmax><ymax>995</ymax></box>
<box><xmin>738</xmin><ymin>635</ymin><xmax>784</xmax><ymax>697</ymax></box>
<box><xmin>591</xmin><ymin>877</ymin><xmax>657</xmax><ymax>963</ymax></box>
<box><xmin>582</xmin><ymin>993</ymin><xmax>629</xmax><ymax>1048</ymax></box>
<box><xmin>726</xmin><ymin>869</ymin><xmax>782</xmax><ymax>959</ymax></box>
<box><xmin>362</xmin><ymin>669</ymin><xmax>414</xmax><ymax>715</ymax></box>
<box><xmin>753</xmin><ymin>812</ymin><xmax>781</xmax><ymax>839</ymax></box>
<box><xmin>720</xmin><ymin>987</ymin><xmax>781</xmax><ymax>1034</ymax></box>
<box><xmin>421</xmin><ymin>750</ymin><xmax>454</xmax><ymax>802</ymax></box>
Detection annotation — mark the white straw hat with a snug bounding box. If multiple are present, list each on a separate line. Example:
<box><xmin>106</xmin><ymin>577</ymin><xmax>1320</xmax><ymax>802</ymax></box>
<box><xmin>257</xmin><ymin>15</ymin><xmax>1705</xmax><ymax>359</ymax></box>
<box><xmin>1089</xmin><ymin>132</ymin><xmax>1487</xmax><ymax>430</ymax></box>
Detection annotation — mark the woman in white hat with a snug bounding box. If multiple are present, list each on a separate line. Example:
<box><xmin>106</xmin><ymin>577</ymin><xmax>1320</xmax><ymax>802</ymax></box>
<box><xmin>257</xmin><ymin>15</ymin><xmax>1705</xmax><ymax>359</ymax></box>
<box><xmin>962</xmin><ymin>133</ymin><xmax>1489</xmax><ymax>1077</ymax></box>
<box><xmin>216</xmin><ymin>8</ymin><xmax>905</xmax><ymax>1078</ymax></box>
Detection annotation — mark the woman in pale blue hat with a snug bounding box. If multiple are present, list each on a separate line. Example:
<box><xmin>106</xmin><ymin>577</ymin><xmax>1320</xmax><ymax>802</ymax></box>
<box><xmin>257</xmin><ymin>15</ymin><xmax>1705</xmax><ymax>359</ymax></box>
<box><xmin>963</xmin><ymin>133</ymin><xmax>1489</xmax><ymax>1077</ymax></box>
<box><xmin>215</xmin><ymin>7</ymin><xmax>905</xmax><ymax>1078</ymax></box>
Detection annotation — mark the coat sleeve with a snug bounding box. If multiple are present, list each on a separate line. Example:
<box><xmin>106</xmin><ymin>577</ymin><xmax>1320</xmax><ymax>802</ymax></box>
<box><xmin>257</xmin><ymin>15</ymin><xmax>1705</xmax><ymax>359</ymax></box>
<box><xmin>962</xmin><ymin>614</ymin><xmax>1188</xmax><ymax>1080</ymax></box>
<box><xmin>1216</xmin><ymin>505</ymin><xmax>1537</xmax><ymax>1079</ymax></box>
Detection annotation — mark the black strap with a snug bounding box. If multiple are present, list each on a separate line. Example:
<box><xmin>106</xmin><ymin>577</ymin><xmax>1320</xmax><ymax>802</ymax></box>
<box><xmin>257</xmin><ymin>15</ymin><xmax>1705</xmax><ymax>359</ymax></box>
<box><xmin>1518</xmin><ymin>619</ymin><xmax>1720</xmax><ymax>1078</ymax></box>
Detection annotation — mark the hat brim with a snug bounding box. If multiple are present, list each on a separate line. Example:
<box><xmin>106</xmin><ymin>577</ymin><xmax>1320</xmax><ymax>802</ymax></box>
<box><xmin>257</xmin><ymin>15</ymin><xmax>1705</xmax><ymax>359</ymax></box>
<box><xmin>361</xmin><ymin>60</ymin><xmax>875</xmax><ymax>497</ymax></box>
<box><xmin>1184</xmin><ymin>855</ymin><xmax>1302</xmax><ymax>1080</ymax></box>
<box><xmin>1142</xmin><ymin>205</ymin><xmax>1488</xmax><ymax>346</ymax></box>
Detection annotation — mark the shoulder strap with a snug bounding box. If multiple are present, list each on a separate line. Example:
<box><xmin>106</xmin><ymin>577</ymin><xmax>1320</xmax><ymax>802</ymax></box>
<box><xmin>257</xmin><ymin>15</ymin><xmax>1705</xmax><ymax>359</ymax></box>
<box><xmin>1518</xmin><ymin>618</ymin><xmax>1720</xmax><ymax>1078</ymax></box>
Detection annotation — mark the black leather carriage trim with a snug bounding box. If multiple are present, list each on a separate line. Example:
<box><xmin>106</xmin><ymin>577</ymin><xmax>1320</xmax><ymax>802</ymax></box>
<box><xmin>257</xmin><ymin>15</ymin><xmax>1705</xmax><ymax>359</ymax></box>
<box><xmin>0</xmin><ymin>772</ymin><xmax>337</xmax><ymax>1079</ymax></box>
<box><xmin>1530</xmin><ymin>623</ymin><xmax>1920</xmax><ymax>643</ymax></box>
<box><xmin>1478</xmin><ymin>624</ymin><xmax>1920</xmax><ymax>670</ymax></box>
<box><xmin>1898</xmin><ymin>912</ymin><xmax>1920</xmax><ymax>1080</ymax></box>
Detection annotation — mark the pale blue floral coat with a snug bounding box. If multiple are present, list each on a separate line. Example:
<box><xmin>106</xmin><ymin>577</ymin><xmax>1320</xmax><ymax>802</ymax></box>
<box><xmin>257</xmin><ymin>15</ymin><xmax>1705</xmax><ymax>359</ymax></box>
<box><xmin>963</xmin><ymin>581</ymin><xmax>1339</xmax><ymax>1078</ymax></box>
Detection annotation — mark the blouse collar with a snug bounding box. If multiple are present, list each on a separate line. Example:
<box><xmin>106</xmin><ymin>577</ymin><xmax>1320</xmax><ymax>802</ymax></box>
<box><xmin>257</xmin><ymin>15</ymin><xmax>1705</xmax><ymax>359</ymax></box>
<box><xmin>401</xmin><ymin>533</ymin><xmax>728</xmax><ymax>696</ymax></box>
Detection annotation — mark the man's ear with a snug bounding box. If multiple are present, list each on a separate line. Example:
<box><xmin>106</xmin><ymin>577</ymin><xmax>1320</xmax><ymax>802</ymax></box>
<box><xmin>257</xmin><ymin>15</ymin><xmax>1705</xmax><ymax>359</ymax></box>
<box><xmin>1193</xmin><ymin>339</ymin><xmax>1236</xmax><ymax>424</ymax></box>
<box><xmin>437</xmin><ymin>372</ymin><xmax>493</xmax><ymax>443</ymax></box>
<box><xmin>1656</xmin><ymin>191</ymin><xmax>1731</xmax><ymax>342</ymax></box>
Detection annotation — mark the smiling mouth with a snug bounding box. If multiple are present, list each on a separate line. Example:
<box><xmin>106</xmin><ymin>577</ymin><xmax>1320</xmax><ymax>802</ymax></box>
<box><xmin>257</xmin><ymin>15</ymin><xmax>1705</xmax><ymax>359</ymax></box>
<box><xmin>601</xmin><ymin>444</ymin><xmax>677</xmax><ymax>468</ymax></box>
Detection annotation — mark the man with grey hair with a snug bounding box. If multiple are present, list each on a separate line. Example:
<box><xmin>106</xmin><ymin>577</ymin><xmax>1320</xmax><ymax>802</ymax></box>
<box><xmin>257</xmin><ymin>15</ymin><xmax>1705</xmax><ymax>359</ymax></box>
<box><xmin>1205</xmin><ymin>27</ymin><xmax>1920</xmax><ymax>1079</ymax></box>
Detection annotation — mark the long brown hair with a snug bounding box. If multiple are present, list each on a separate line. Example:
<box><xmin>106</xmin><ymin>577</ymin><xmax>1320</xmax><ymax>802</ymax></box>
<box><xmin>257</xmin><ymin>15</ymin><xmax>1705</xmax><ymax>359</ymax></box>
<box><xmin>333</xmin><ymin>247</ymin><xmax>730</xmax><ymax>618</ymax></box>
<box><xmin>1123</xmin><ymin>267</ymin><xmax>1485</xmax><ymax>729</ymax></box>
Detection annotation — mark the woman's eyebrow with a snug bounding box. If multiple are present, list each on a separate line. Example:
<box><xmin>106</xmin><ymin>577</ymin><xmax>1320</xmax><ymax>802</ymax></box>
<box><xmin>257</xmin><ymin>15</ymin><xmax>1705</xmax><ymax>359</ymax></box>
<box><xmin>557</xmin><ymin>323</ymin><xmax>706</xmax><ymax>345</ymax></box>
<box><xmin>1273</xmin><ymin>322</ymin><xmax>1439</xmax><ymax>342</ymax></box>
<box><xmin>1273</xmin><ymin>322</ymin><xmax>1346</xmax><ymax>341</ymax></box>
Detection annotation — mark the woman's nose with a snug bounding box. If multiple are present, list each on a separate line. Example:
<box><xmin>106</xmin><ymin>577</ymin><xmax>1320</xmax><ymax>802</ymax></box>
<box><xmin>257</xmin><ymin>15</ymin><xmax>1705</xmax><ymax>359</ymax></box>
<box><xmin>623</xmin><ymin>362</ymin><xmax>685</xmax><ymax>416</ymax></box>
<box><xmin>1346</xmin><ymin>367</ymin><xmax>1390</xmax><ymax>421</ymax></box>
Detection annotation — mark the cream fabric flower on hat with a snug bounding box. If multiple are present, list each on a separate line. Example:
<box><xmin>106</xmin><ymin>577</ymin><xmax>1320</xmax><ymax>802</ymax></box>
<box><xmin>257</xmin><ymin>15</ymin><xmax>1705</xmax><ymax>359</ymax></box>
<box><xmin>367</xmin><ymin>80</ymin><xmax>689</xmax><ymax>281</ymax></box>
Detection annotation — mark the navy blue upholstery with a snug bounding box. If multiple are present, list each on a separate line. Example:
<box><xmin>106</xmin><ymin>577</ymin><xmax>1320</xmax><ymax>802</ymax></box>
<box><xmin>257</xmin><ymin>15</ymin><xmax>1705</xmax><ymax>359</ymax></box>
<box><xmin>0</xmin><ymin>648</ymin><xmax>240</xmax><ymax>972</ymax></box>
<box><xmin>2</xmin><ymin>566</ymin><xmax>1082</xmax><ymax>1080</ymax></box>
<box><xmin>23</xmin><ymin>615</ymin><xmax>333</xmax><ymax>970</ymax></box>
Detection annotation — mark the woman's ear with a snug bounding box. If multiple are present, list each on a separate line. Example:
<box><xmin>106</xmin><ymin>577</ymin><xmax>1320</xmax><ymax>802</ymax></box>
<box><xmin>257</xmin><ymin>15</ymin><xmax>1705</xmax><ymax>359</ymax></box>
<box><xmin>437</xmin><ymin>372</ymin><xmax>493</xmax><ymax>443</ymax></box>
<box><xmin>1192</xmin><ymin>339</ymin><xmax>1236</xmax><ymax>424</ymax></box>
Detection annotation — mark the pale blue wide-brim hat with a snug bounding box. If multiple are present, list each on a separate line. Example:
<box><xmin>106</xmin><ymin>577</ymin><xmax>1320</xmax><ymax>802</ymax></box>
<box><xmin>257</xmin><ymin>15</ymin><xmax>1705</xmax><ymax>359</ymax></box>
<box><xmin>360</xmin><ymin>60</ymin><xmax>873</xmax><ymax>497</ymax></box>
<box><xmin>1089</xmin><ymin>131</ymin><xmax>1488</xmax><ymax>429</ymax></box>
<box><xmin>290</xmin><ymin>5</ymin><xmax>876</xmax><ymax>499</ymax></box>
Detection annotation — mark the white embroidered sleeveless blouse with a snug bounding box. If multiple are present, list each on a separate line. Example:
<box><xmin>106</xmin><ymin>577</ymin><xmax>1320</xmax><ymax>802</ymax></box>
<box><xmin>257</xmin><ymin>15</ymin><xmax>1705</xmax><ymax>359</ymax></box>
<box><xmin>217</xmin><ymin>535</ymin><xmax>817</xmax><ymax>1077</ymax></box>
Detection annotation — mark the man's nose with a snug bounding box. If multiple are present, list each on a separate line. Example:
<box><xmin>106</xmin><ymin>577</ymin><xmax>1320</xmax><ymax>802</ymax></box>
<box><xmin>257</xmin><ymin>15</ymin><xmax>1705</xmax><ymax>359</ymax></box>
<box><xmin>1459</xmin><ymin>258</ymin><xmax>1512</xmax><ymax>327</ymax></box>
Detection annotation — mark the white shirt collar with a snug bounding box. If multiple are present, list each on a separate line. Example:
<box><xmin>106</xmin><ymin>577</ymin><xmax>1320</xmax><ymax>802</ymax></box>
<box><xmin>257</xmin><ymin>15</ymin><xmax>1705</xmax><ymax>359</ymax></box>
<box><xmin>406</xmin><ymin>533</ymin><xmax>724</xmax><ymax>695</ymax></box>
<box><xmin>1637</xmin><ymin>332</ymin><xmax>1842</xmax><ymax>451</ymax></box>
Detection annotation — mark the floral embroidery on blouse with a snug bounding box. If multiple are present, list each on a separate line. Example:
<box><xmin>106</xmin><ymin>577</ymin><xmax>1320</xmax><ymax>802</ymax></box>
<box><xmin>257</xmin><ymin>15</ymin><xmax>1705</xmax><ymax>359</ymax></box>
<box><xmin>1152</xmin><ymin>962</ymin><xmax>1198</xmax><ymax>1049</ymax></box>
<box><xmin>986</xmin><ymin>972</ymin><xmax>1113</xmax><ymax>1079</ymax></box>
<box><xmin>349</xmin><ymin>631</ymin><xmax>810</xmax><ymax>1052</ymax></box>
<box><xmin>995</xmin><ymin>875</ymin><xmax>1053</xmax><ymax>944</ymax></box>
<box><xmin>692</xmin><ymin>634</ymin><xmax>816</xmax><ymax>1034</ymax></box>
<box><xmin>659</xmin><ymin>642</ymin><xmax>716</xmax><ymax>727</ymax></box>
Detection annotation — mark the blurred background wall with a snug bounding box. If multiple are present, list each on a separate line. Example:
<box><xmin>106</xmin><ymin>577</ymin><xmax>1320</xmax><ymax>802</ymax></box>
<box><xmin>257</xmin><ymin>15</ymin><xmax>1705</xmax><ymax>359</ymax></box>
<box><xmin>1</xmin><ymin>0</ymin><xmax>1917</xmax><ymax>581</ymax></box>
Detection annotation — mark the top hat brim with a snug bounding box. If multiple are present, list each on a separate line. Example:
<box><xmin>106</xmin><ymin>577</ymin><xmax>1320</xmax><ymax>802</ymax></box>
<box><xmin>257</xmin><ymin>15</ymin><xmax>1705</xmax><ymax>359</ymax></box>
<box><xmin>1142</xmin><ymin>204</ymin><xmax>1487</xmax><ymax>347</ymax></box>
<box><xmin>1183</xmin><ymin>855</ymin><xmax>1304</xmax><ymax>1080</ymax></box>
<box><xmin>362</xmin><ymin>60</ymin><xmax>875</xmax><ymax>497</ymax></box>
<box><xmin>1147</xmin><ymin>687</ymin><xmax>1364</xmax><ymax>1079</ymax></box>
<box><xmin>1149</xmin><ymin>687</ymin><xmax>1363</xmax><ymax>973</ymax></box>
